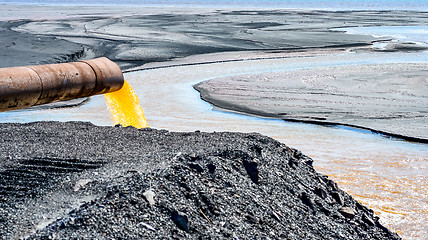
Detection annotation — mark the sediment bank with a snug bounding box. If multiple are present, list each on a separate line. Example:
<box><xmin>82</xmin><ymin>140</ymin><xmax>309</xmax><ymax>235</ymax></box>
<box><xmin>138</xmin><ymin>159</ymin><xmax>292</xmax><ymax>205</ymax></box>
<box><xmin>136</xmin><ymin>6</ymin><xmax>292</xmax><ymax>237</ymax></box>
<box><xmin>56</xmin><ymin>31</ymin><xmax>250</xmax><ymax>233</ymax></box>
<box><xmin>194</xmin><ymin>62</ymin><xmax>428</xmax><ymax>142</ymax></box>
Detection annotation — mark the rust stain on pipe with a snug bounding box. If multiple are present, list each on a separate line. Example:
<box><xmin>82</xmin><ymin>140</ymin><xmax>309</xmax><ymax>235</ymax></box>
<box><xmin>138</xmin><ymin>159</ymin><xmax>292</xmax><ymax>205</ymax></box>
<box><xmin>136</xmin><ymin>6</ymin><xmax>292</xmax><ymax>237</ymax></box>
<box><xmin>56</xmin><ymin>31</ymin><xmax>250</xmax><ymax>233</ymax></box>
<box><xmin>0</xmin><ymin>57</ymin><xmax>124</xmax><ymax>112</ymax></box>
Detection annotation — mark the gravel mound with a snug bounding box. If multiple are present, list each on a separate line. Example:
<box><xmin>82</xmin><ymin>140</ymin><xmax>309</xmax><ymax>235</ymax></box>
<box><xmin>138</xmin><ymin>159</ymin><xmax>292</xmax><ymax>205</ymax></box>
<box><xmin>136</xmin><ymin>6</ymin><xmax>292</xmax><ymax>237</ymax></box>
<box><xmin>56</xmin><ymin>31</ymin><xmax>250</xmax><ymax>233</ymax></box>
<box><xmin>0</xmin><ymin>122</ymin><xmax>399</xmax><ymax>239</ymax></box>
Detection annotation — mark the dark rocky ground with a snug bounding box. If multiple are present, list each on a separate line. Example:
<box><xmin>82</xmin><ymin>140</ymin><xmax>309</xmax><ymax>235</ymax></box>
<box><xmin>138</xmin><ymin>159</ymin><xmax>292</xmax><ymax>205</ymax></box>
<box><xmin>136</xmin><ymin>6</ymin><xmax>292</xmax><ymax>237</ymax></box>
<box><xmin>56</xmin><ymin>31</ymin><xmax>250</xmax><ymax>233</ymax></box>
<box><xmin>0</xmin><ymin>122</ymin><xmax>399</xmax><ymax>239</ymax></box>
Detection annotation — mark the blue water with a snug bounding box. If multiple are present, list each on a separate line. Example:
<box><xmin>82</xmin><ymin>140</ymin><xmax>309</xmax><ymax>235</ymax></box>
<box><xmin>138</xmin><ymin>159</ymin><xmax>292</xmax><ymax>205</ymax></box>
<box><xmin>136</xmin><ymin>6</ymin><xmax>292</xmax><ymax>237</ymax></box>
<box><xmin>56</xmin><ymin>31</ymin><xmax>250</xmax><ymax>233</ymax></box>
<box><xmin>0</xmin><ymin>0</ymin><xmax>427</xmax><ymax>10</ymax></box>
<box><xmin>340</xmin><ymin>26</ymin><xmax>428</xmax><ymax>44</ymax></box>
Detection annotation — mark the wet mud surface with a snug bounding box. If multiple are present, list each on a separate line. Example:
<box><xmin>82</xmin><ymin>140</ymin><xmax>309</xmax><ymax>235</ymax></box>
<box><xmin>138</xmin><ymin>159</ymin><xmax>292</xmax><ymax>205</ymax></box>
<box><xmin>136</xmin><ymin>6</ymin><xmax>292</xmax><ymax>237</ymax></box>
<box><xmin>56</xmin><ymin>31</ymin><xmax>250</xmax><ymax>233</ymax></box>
<box><xmin>0</xmin><ymin>21</ymin><xmax>84</xmax><ymax>68</ymax></box>
<box><xmin>195</xmin><ymin>62</ymin><xmax>428</xmax><ymax>142</ymax></box>
<box><xmin>1</xmin><ymin>6</ymin><xmax>428</xmax><ymax>69</ymax></box>
<box><xmin>0</xmin><ymin>122</ymin><xmax>399</xmax><ymax>239</ymax></box>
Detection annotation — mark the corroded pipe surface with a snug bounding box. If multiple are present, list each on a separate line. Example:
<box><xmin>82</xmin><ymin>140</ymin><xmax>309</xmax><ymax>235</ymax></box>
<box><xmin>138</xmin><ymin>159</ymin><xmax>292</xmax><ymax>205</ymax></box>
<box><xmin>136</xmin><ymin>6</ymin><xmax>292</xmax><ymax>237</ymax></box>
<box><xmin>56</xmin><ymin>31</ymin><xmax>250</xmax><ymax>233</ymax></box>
<box><xmin>0</xmin><ymin>57</ymin><xmax>123</xmax><ymax>112</ymax></box>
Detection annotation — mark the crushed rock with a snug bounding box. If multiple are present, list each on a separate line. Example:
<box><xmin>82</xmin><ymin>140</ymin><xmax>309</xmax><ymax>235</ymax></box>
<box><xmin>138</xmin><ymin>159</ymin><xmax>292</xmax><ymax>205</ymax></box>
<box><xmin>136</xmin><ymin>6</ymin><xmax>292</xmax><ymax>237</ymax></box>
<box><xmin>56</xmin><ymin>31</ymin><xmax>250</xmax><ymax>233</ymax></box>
<box><xmin>0</xmin><ymin>122</ymin><xmax>400</xmax><ymax>239</ymax></box>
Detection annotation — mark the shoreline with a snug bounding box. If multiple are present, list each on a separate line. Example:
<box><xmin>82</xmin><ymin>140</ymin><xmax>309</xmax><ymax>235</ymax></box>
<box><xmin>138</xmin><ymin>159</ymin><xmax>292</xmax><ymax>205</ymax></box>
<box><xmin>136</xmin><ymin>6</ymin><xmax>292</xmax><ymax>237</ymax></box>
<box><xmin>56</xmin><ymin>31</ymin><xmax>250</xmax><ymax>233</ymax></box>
<box><xmin>192</xmin><ymin>58</ymin><xmax>428</xmax><ymax>143</ymax></box>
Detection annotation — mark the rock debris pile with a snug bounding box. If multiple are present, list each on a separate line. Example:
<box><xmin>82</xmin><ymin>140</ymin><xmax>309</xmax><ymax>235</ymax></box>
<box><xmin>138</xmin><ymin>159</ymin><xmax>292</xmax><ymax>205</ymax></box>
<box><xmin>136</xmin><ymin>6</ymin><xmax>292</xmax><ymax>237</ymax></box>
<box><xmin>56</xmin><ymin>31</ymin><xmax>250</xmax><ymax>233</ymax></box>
<box><xmin>0</xmin><ymin>122</ymin><xmax>399</xmax><ymax>239</ymax></box>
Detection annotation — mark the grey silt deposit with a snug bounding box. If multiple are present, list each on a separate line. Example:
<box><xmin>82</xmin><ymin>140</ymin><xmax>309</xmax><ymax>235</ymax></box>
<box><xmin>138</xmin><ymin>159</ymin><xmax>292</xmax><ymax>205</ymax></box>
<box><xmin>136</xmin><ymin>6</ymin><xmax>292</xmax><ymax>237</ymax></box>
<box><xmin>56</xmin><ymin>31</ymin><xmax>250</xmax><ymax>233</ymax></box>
<box><xmin>2</xmin><ymin>6</ymin><xmax>428</xmax><ymax>70</ymax></box>
<box><xmin>194</xmin><ymin>63</ymin><xmax>428</xmax><ymax>142</ymax></box>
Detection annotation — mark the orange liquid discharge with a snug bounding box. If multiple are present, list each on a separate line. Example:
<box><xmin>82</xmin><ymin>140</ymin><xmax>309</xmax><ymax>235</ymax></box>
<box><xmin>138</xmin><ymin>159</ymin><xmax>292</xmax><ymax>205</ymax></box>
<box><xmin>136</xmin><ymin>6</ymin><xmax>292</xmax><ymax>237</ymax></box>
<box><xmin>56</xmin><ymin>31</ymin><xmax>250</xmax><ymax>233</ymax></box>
<box><xmin>103</xmin><ymin>80</ymin><xmax>149</xmax><ymax>129</ymax></box>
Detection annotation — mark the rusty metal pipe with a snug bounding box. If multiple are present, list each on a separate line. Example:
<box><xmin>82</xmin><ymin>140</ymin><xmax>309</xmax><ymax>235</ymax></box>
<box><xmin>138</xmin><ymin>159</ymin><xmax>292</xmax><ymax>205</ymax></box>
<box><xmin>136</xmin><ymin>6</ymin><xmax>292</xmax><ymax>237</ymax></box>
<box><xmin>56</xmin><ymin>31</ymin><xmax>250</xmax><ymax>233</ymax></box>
<box><xmin>0</xmin><ymin>57</ymin><xmax>124</xmax><ymax>112</ymax></box>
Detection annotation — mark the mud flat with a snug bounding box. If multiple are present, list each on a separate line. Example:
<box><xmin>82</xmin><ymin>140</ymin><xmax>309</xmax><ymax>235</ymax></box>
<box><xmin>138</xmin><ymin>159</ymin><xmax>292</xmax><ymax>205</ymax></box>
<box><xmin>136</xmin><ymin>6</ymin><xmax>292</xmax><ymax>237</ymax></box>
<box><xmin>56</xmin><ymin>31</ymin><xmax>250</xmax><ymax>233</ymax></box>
<box><xmin>1</xmin><ymin>5</ymin><xmax>428</xmax><ymax>69</ymax></box>
<box><xmin>195</xmin><ymin>62</ymin><xmax>428</xmax><ymax>142</ymax></box>
<box><xmin>0</xmin><ymin>122</ymin><xmax>399</xmax><ymax>239</ymax></box>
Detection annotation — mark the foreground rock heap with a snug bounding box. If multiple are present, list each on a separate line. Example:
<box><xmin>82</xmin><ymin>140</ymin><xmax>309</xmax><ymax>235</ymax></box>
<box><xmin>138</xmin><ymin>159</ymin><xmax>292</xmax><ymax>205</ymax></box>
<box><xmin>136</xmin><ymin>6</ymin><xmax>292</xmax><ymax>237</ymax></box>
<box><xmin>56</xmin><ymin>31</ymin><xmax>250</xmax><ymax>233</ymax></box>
<box><xmin>0</xmin><ymin>122</ymin><xmax>399</xmax><ymax>239</ymax></box>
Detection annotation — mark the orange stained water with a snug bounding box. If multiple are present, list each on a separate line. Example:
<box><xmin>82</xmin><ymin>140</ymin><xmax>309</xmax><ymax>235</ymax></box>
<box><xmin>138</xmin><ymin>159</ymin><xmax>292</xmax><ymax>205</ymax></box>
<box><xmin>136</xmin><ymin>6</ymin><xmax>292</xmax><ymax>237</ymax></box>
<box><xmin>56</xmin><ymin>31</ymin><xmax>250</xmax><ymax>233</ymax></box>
<box><xmin>103</xmin><ymin>80</ymin><xmax>149</xmax><ymax>129</ymax></box>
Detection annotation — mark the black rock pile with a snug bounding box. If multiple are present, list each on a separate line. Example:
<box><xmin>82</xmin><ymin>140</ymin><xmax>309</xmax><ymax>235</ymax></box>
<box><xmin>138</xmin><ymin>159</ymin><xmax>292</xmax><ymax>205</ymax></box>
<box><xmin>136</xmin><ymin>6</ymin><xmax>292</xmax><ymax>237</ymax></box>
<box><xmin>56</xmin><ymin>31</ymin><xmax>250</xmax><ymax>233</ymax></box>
<box><xmin>0</xmin><ymin>122</ymin><xmax>400</xmax><ymax>239</ymax></box>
